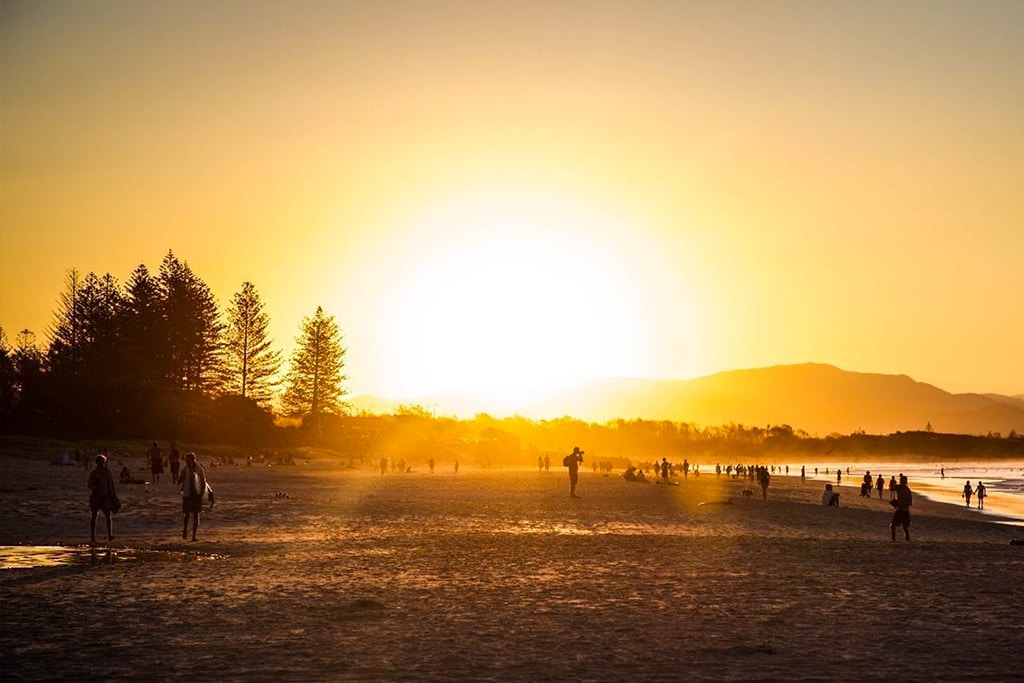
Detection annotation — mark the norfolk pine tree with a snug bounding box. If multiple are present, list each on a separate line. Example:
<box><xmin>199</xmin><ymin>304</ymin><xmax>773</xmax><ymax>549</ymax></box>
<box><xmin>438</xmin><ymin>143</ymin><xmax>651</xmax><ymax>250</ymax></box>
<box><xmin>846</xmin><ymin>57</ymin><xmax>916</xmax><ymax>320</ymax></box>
<box><xmin>282</xmin><ymin>306</ymin><xmax>347</xmax><ymax>426</ymax></box>
<box><xmin>223</xmin><ymin>281</ymin><xmax>281</xmax><ymax>406</ymax></box>
<box><xmin>158</xmin><ymin>251</ymin><xmax>224</xmax><ymax>393</ymax></box>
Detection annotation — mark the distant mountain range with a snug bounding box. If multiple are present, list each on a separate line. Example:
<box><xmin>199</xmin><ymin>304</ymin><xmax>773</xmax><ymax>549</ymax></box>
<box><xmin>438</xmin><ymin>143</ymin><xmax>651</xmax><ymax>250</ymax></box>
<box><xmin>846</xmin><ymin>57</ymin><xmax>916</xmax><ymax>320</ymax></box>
<box><xmin>349</xmin><ymin>363</ymin><xmax>1024</xmax><ymax>436</ymax></box>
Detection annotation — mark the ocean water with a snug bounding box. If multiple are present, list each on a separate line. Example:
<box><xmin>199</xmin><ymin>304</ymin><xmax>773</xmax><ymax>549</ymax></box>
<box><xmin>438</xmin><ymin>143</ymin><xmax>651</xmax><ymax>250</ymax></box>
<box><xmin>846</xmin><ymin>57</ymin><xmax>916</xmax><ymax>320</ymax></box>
<box><xmin>796</xmin><ymin>461</ymin><xmax>1024</xmax><ymax>527</ymax></box>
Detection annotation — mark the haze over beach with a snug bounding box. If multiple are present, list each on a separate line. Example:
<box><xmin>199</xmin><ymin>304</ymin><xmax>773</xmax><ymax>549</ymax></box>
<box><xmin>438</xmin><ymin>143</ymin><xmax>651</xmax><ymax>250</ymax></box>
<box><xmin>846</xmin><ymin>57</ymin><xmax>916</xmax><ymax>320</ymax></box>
<box><xmin>2</xmin><ymin>0</ymin><xmax>1022</xmax><ymax>408</ymax></box>
<box><xmin>3</xmin><ymin>3</ymin><xmax>1024</xmax><ymax>682</ymax></box>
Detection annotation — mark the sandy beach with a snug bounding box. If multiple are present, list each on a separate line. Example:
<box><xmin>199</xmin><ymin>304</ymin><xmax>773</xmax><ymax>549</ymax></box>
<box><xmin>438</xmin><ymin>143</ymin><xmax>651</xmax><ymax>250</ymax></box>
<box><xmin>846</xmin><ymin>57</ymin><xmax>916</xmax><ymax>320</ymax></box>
<box><xmin>2</xmin><ymin>453</ymin><xmax>1022</xmax><ymax>682</ymax></box>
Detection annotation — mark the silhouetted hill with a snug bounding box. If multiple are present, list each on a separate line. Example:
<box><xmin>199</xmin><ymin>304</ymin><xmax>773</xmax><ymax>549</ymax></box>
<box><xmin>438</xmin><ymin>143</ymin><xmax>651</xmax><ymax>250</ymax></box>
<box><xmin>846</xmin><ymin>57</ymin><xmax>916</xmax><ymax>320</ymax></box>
<box><xmin>350</xmin><ymin>364</ymin><xmax>1024</xmax><ymax>436</ymax></box>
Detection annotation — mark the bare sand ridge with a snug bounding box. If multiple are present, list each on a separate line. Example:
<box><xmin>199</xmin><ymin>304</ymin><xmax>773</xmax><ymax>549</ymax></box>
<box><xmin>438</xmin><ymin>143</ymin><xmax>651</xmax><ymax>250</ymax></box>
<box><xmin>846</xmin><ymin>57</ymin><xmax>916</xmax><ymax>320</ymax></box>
<box><xmin>2</xmin><ymin>456</ymin><xmax>1022</xmax><ymax>681</ymax></box>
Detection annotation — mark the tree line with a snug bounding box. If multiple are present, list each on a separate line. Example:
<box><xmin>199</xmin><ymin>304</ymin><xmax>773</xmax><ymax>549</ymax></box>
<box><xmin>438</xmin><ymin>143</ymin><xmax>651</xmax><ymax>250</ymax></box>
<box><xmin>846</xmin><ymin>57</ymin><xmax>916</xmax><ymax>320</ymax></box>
<box><xmin>1</xmin><ymin>251</ymin><xmax>345</xmax><ymax>442</ymax></box>
<box><xmin>4</xmin><ymin>252</ymin><xmax>1022</xmax><ymax>462</ymax></box>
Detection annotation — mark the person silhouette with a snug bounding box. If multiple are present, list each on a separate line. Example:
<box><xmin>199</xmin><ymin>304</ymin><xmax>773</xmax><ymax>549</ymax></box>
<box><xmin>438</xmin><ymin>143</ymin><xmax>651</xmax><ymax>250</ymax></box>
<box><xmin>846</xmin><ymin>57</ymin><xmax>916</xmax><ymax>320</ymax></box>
<box><xmin>178</xmin><ymin>452</ymin><xmax>207</xmax><ymax>542</ymax></box>
<box><xmin>822</xmin><ymin>483</ymin><xmax>839</xmax><ymax>507</ymax></box>
<box><xmin>88</xmin><ymin>453</ymin><xmax>119</xmax><ymax>544</ymax></box>
<box><xmin>976</xmin><ymin>481</ymin><xmax>986</xmax><ymax>509</ymax></box>
<box><xmin>962</xmin><ymin>481</ymin><xmax>973</xmax><ymax>508</ymax></box>
<box><xmin>660</xmin><ymin>458</ymin><xmax>670</xmax><ymax>484</ymax></box>
<box><xmin>168</xmin><ymin>442</ymin><xmax>181</xmax><ymax>482</ymax></box>
<box><xmin>890</xmin><ymin>475</ymin><xmax>912</xmax><ymax>542</ymax></box>
<box><xmin>564</xmin><ymin>447</ymin><xmax>584</xmax><ymax>498</ymax></box>
<box><xmin>147</xmin><ymin>441</ymin><xmax>164</xmax><ymax>484</ymax></box>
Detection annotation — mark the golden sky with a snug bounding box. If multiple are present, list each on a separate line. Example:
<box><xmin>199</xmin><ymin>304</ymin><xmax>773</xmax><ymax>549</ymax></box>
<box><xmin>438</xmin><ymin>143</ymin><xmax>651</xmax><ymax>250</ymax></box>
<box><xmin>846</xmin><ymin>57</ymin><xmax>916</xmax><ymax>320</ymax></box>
<box><xmin>2</xmin><ymin>1</ymin><xmax>1022</xmax><ymax>400</ymax></box>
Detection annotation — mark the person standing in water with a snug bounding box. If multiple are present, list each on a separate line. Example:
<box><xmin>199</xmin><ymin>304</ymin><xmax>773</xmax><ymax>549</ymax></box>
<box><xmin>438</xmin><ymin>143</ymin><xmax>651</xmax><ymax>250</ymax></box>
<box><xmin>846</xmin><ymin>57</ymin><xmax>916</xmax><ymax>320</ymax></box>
<box><xmin>178</xmin><ymin>452</ymin><xmax>207</xmax><ymax>542</ymax></box>
<box><xmin>564</xmin><ymin>447</ymin><xmax>584</xmax><ymax>498</ymax></box>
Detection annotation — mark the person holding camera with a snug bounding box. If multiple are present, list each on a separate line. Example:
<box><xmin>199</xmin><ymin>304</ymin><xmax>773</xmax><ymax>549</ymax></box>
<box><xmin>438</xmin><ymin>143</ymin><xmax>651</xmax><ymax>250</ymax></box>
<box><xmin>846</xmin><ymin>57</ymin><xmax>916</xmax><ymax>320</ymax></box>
<box><xmin>563</xmin><ymin>447</ymin><xmax>584</xmax><ymax>498</ymax></box>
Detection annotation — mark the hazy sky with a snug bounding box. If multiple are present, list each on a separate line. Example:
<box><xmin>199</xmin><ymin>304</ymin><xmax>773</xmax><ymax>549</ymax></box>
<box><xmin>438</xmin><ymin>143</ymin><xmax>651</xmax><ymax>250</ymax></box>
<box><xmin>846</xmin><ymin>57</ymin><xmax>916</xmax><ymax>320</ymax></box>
<box><xmin>2</xmin><ymin>0</ymin><xmax>1022</xmax><ymax>400</ymax></box>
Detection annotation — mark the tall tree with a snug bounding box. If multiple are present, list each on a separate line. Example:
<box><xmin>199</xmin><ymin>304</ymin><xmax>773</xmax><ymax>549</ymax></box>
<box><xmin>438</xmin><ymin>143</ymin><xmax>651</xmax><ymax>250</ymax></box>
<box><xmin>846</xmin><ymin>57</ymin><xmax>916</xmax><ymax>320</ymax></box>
<box><xmin>159</xmin><ymin>251</ymin><xmax>224</xmax><ymax>393</ymax></box>
<box><xmin>47</xmin><ymin>270</ymin><xmax>125</xmax><ymax>382</ymax></box>
<box><xmin>282</xmin><ymin>306</ymin><xmax>347</xmax><ymax>425</ymax></box>
<box><xmin>222</xmin><ymin>281</ymin><xmax>281</xmax><ymax>405</ymax></box>
<box><xmin>122</xmin><ymin>263</ymin><xmax>166</xmax><ymax>387</ymax></box>
<box><xmin>77</xmin><ymin>272</ymin><xmax>126</xmax><ymax>380</ymax></box>
<box><xmin>10</xmin><ymin>329</ymin><xmax>45</xmax><ymax>409</ymax></box>
<box><xmin>47</xmin><ymin>268</ymin><xmax>84</xmax><ymax>376</ymax></box>
<box><xmin>0</xmin><ymin>328</ymin><xmax>16</xmax><ymax>417</ymax></box>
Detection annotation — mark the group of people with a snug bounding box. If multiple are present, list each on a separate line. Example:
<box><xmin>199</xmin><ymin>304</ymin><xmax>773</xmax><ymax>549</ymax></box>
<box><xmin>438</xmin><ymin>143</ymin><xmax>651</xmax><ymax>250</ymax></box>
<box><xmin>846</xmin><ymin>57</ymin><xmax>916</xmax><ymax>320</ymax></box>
<box><xmin>820</xmin><ymin>471</ymin><xmax>913</xmax><ymax>540</ymax></box>
<box><xmin>962</xmin><ymin>480</ymin><xmax>988</xmax><ymax>509</ymax></box>
<box><xmin>87</xmin><ymin>442</ymin><xmax>212</xmax><ymax>544</ymax></box>
<box><xmin>858</xmin><ymin>471</ymin><xmax>888</xmax><ymax>499</ymax></box>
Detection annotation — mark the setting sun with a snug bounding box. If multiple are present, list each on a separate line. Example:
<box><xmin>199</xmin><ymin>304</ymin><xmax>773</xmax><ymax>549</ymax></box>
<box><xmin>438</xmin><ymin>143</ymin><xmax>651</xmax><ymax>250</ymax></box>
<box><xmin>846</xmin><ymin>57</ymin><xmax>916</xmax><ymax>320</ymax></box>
<box><xmin>365</xmin><ymin>188</ymin><xmax>678</xmax><ymax>402</ymax></box>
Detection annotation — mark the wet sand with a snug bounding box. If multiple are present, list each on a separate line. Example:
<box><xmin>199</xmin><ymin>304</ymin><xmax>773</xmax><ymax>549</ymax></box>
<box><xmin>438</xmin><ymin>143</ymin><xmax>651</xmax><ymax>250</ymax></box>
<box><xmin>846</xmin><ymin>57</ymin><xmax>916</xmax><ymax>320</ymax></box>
<box><xmin>2</xmin><ymin>457</ymin><xmax>1022</xmax><ymax>681</ymax></box>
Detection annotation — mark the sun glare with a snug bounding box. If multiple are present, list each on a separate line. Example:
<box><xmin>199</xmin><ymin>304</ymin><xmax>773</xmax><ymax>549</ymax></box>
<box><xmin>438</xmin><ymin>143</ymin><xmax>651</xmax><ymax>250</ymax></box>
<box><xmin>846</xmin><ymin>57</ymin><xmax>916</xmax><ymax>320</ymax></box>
<box><xmin>371</xmin><ymin>188</ymin><xmax>658</xmax><ymax>402</ymax></box>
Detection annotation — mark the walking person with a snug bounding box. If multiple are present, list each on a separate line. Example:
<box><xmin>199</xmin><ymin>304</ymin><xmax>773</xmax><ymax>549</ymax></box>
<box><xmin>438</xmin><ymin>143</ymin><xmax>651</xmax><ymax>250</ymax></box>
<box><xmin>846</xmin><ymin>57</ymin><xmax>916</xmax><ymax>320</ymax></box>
<box><xmin>889</xmin><ymin>475</ymin><xmax>913</xmax><ymax>542</ymax></box>
<box><xmin>875</xmin><ymin>474</ymin><xmax>885</xmax><ymax>499</ymax></box>
<box><xmin>88</xmin><ymin>452</ymin><xmax>120</xmax><ymax>545</ymax></box>
<box><xmin>757</xmin><ymin>466</ymin><xmax>771</xmax><ymax>499</ymax></box>
<box><xmin>976</xmin><ymin>481</ymin><xmax>987</xmax><ymax>509</ymax></box>
<box><xmin>168</xmin><ymin>442</ymin><xmax>181</xmax><ymax>484</ymax></box>
<box><xmin>564</xmin><ymin>446</ymin><xmax>584</xmax><ymax>498</ymax></box>
<box><xmin>962</xmin><ymin>481</ymin><xmax>973</xmax><ymax>508</ymax></box>
<box><xmin>147</xmin><ymin>441</ymin><xmax>164</xmax><ymax>485</ymax></box>
<box><xmin>178</xmin><ymin>452</ymin><xmax>207</xmax><ymax>541</ymax></box>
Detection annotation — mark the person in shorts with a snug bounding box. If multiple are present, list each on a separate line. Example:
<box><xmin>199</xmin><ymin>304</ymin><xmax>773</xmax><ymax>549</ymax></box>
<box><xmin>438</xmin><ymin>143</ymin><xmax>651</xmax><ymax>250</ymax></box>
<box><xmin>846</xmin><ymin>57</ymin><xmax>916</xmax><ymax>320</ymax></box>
<box><xmin>178</xmin><ymin>452</ymin><xmax>207</xmax><ymax>541</ymax></box>
<box><xmin>88</xmin><ymin>452</ymin><xmax>119</xmax><ymax>544</ymax></box>
<box><xmin>147</xmin><ymin>441</ymin><xmax>164</xmax><ymax>484</ymax></box>
<box><xmin>890</xmin><ymin>475</ymin><xmax>912</xmax><ymax>542</ymax></box>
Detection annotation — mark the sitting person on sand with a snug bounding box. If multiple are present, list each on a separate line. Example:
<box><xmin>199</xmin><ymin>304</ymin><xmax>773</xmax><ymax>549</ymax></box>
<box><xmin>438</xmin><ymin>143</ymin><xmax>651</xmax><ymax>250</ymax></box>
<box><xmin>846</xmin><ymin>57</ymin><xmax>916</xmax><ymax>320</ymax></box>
<box><xmin>119</xmin><ymin>465</ymin><xmax>145</xmax><ymax>485</ymax></box>
<box><xmin>822</xmin><ymin>483</ymin><xmax>839</xmax><ymax>507</ymax></box>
